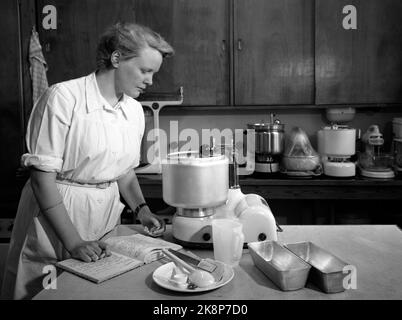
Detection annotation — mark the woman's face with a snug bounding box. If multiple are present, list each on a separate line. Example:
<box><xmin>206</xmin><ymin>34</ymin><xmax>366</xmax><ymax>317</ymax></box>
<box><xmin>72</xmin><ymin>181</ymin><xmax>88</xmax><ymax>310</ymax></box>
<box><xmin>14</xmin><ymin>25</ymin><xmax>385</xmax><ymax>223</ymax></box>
<box><xmin>115</xmin><ymin>46</ymin><xmax>163</xmax><ymax>98</ymax></box>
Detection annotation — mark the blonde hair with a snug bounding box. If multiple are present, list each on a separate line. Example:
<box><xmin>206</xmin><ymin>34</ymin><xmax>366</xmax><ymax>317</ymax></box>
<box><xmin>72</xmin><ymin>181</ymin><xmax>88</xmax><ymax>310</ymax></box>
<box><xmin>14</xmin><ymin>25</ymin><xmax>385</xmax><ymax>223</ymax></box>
<box><xmin>96</xmin><ymin>22</ymin><xmax>174</xmax><ymax>70</ymax></box>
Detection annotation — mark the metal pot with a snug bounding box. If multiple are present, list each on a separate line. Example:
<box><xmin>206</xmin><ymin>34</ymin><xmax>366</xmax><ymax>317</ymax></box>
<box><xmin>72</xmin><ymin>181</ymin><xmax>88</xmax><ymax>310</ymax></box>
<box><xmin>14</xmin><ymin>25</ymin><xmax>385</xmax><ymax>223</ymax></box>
<box><xmin>162</xmin><ymin>151</ymin><xmax>229</xmax><ymax>209</ymax></box>
<box><xmin>247</xmin><ymin>120</ymin><xmax>285</xmax><ymax>160</ymax></box>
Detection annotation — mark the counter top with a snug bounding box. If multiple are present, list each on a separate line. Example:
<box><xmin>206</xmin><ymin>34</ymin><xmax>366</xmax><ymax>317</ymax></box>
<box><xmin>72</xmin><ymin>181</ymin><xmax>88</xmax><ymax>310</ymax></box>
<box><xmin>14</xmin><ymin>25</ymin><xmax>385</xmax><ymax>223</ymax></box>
<box><xmin>34</xmin><ymin>224</ymin><xmax>402</xmax><ymax>300</ymax></box>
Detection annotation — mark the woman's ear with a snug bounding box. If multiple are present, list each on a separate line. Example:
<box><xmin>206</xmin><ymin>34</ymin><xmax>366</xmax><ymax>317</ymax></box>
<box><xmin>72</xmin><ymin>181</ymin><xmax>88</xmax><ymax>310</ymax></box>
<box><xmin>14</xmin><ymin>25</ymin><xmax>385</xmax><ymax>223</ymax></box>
<box><xmin>110</xmin><ymin>51</ymin><xmax>120</xmax><ymax>68</ymax></box>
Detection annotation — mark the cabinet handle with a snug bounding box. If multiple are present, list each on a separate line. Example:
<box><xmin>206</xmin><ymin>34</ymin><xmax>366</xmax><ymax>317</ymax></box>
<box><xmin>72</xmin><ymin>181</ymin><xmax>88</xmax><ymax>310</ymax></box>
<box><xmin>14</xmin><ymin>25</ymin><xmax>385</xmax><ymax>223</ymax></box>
<box><xmin>221</xmin><ymin>40</ymin><xmax>226</xmax><ymax>52</ymax></box>
<box><xmin>237</xmin><ymin>39</ymin><xmax>243</xmax><ymax>51</ymax></box>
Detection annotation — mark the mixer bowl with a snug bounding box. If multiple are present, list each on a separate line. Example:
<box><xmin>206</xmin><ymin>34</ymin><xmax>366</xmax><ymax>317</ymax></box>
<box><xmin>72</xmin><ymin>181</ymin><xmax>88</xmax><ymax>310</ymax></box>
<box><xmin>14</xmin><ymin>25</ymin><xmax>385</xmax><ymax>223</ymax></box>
<box><xmin>358</xmin><ymin>153</ymin><xmax>394</xmax><ymax>171</ymax></box>
<box><xmin>282</xmin><ymin>155</ymin><xmax>320</xmax><ymax>172</ymax></box>
<box><xmin>162</xmin><ymin>151</ymin><xmax>229</xmax><ymax>209</ymax></box>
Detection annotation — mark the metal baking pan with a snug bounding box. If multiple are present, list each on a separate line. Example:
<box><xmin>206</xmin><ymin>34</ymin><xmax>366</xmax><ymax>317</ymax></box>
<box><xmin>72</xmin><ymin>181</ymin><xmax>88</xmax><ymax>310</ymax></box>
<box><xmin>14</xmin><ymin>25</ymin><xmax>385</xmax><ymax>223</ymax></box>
<box><xmin>285</xmin><ymin>242</ymin><xmax>349</xmax><ymax>293</ymax></box>
<box><xmin>248</xmin><ymin>240</ymin><xmax>311</xmax><ymax>291</ymax></box>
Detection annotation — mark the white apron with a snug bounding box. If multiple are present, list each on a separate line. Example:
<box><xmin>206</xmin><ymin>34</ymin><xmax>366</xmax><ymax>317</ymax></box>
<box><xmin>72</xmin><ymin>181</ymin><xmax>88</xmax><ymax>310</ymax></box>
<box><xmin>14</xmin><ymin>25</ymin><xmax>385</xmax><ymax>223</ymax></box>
<box><xmin>1</xmin><ymin>73</ymin><xmax>144</xmax><ymax>299</ymax></box>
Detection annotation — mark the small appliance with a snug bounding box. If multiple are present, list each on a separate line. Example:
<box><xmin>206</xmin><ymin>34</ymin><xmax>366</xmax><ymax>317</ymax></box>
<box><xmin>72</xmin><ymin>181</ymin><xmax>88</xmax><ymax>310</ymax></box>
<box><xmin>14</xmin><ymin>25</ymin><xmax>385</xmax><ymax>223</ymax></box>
<box><xmin>317</xmin><ymin>108</ymin><xmax>358</xmax><ymax>177</ymax></box>
<box><xmin>247</xmin><ymin>114</ymin><xmax>285</xmax><ymax>174</ymax></box>
<box><xmin>393</xmin><ymin>138</ymin><xmax>402</xmax><ymax>177</ymax></box>
<box><xmin>392</xmin><ymin>118</ymin><xmax>402</xmax><ymax>177</ymax></box>
<box><xmin>162</xmin><ymin>149</ymin><xmax>229</xmax><ymax>248</ymax></box>
<box><xmin>161</xmin><ymin>141</ymin><xmax>280</xmax><ymax>248</ymax></box>
<box><xmin>358</xmin><ymin>125</ymin><xmax>395</xmax><ymax>179</ymax></box>
<box><xmin>214</xmin><ymin>143</ymin><xmax>279</xmax><ymax>244</ymax></box>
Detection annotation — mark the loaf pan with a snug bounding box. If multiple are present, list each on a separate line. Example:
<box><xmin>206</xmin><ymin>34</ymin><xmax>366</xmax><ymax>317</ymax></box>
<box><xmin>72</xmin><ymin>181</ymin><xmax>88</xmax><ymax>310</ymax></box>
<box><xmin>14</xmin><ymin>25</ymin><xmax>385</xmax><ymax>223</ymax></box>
<box><xmin>248</xmin><ymin>240</ymin><xmax>311</xmax><ymax>291</ymax></box>
<box><xmin>285</xmin><ymin>242</ymin><xmax>349</xmax><ymax>293</ymax></box>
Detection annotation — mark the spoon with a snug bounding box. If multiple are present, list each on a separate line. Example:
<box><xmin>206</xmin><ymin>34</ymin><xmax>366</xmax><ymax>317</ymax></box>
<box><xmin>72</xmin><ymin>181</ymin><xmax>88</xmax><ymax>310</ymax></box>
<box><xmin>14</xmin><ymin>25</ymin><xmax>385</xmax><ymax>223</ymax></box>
<box><xmin>162</xmin><ymin>249</ymin><xmax>215</xmax><ymax>288</ymax></box>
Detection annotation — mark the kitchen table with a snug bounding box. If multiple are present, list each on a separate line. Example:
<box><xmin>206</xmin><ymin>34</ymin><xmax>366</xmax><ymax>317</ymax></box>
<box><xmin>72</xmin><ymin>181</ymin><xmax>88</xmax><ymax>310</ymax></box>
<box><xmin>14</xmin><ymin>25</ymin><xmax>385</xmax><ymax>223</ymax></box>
<box><xmin>33</xmin><ymin>224</ymin><xmax>402</xmax><ymax>300</ymax></box>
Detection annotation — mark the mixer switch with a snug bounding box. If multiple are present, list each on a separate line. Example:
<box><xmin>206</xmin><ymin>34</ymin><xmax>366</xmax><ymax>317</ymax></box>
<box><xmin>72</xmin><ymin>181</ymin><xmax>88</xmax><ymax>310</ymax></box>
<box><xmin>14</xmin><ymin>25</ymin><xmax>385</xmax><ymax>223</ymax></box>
<box><xmin>202</xmin><ymin>233</ymin><xmax>211</xmax><ymax>241</ymax></box>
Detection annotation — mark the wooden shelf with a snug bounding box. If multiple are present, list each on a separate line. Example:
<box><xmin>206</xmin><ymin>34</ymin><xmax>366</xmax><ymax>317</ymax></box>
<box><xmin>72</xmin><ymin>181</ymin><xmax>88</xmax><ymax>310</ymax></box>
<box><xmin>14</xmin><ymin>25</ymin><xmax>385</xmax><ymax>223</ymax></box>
<box><xmin>137</xmin><ymin>174</ymin><xmax>402</xmax><ymax>200</ymax></box>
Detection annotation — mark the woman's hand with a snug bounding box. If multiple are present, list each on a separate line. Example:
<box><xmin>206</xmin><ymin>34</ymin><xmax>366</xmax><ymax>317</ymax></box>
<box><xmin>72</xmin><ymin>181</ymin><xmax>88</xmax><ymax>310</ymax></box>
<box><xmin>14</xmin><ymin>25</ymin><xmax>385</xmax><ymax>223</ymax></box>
<box><xmin>69</xmin><ymin>240</ymin><xmax>111</xmax><ymax>262</ymax></box>
<box><xmin>138</xmin><ymin>206</ymin><xmax>166</xmax><ymax>237</ymax></box>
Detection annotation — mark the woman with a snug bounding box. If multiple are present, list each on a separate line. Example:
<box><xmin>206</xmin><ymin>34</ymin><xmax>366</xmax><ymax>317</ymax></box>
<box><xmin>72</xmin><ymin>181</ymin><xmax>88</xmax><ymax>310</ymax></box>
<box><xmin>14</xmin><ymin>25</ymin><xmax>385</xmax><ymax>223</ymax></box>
<box><xmin>1</xmin><ymin>22</ymin><xmax>174</xmax><ymax>299</ymax></box>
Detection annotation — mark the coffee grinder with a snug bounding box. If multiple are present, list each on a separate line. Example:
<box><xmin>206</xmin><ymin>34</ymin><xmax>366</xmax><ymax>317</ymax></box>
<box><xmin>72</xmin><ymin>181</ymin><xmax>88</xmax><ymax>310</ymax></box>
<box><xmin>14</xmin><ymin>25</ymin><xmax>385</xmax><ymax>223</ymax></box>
<box><xmin>317</xmin><ymin>108</ymin><xmax>358</xmax><ymax>177</ymax></box>
<box><xmin>247</xmin><ymin>114</ymin><xmax>285</xmax><ymax>174</ymax></box>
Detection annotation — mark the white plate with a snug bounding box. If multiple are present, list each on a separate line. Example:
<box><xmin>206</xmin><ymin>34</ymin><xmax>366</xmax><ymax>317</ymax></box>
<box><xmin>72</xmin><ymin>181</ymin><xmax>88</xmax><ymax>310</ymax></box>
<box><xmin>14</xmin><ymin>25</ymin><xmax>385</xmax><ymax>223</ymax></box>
<box><xmin>152</xmin><ymin>261</ymin><xmax>234</xmax><ymax>293</ymax></box>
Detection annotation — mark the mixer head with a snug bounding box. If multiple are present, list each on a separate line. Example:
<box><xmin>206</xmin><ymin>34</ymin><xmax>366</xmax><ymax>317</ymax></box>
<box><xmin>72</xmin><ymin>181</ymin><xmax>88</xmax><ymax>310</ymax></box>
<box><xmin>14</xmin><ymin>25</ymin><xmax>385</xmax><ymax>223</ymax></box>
<box><xmin>362</xmin><ymin>125</ymin><xmax>384</xmax><ymax>147</ymax></box>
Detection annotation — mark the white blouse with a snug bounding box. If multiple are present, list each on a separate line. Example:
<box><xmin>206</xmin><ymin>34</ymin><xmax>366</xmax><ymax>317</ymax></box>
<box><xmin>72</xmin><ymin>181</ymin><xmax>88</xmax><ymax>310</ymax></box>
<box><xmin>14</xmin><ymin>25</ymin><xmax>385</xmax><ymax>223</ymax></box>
<box><xmin>21</xmin><ymin>72</ymin><xmax>145</xmax><ymax>183</ymax></box>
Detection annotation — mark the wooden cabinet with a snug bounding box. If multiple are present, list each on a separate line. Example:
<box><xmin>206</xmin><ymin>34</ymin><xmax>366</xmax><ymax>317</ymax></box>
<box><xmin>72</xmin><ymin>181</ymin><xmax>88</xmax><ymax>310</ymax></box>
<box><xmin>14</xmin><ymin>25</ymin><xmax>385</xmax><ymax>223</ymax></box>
<box><xmin>234</xmin><ymin>0</ymin><xmax>315</xmax><ymax>105</ymax></box>
<box><xmin>36</xmin><ymin>0</ymin><xmax>230</xmax><ymax>106</ymax></box>
<box><xmin>0</xmin><ymin>0</ymin><xmax>23</xmax><ymax>187</ymax></box>
<box><xmin>35</xmin><ymin>0</ymin><xmax>402</xmax><ymax>107</ymax></box>
<box><xmin>0</xmin><ymin>0</ymin><xmax>36</xmax><ymax>216</ymax></box>
<box><xmin>36</xmin><ymin>0</ymin><xmax>139</xmax><ymax>84</ymax></box>
<box><xmin>131</xmin><ymin>0</ymin><xmax>230</xmax><ymax>106</ymax></box>
<box><xmin>315</xmin><ymin>0</ymin><xmax>402</xmax><ymax>105</ymax></box>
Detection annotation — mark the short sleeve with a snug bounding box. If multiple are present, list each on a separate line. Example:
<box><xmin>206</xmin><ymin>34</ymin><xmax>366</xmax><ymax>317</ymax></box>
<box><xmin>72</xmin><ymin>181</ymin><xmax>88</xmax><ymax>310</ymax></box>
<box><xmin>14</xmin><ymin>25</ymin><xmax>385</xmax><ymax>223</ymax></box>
<box><xmin>21</xmin><ymin>84</ymin><xmax>74</xmax><ymax>172</ymax></box>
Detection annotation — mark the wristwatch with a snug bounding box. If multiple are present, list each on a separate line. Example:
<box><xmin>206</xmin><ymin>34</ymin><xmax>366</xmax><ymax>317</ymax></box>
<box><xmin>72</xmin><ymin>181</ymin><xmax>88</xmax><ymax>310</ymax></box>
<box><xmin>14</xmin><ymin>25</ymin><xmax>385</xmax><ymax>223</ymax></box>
<box><xmin>134</xmin><ymin>203</ymin><xmax>148</xmax><ymax>216</ymax></box>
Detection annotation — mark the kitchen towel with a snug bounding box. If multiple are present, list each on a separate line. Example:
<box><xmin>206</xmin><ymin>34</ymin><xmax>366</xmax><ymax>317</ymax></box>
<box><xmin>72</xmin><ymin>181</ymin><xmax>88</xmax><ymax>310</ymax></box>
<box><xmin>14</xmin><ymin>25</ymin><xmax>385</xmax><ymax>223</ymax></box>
<box><xmin>29</xmin><ymin>26</ymin><xmax>48</xmax><ymax>104</ymax></box>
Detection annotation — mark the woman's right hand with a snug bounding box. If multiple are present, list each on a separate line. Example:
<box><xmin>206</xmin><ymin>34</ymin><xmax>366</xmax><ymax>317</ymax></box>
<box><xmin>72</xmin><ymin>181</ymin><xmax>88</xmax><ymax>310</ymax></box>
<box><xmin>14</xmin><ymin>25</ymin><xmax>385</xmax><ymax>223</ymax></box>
<box><xmin>69</xmin><ymin>240</ymin><xmax>111</xmax><ymax>262</ymax></box>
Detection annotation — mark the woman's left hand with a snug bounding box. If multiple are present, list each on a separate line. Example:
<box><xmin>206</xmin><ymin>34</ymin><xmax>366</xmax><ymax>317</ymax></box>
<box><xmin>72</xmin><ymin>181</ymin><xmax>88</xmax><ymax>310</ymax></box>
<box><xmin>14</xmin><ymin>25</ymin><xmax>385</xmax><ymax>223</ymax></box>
<box><xmin>138</xmin><ymin>206</ymin><xmax>166</xmax><ymax>237</ymax></box>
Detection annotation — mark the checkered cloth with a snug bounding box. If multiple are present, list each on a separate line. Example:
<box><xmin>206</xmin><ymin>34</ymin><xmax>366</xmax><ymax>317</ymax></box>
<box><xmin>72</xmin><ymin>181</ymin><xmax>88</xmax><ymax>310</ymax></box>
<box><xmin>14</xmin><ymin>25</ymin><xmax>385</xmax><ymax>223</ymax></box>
<box><xmin>29</xmin><ymin>27</ymin><xmax>48</xmax><ymax>104</ymax></box>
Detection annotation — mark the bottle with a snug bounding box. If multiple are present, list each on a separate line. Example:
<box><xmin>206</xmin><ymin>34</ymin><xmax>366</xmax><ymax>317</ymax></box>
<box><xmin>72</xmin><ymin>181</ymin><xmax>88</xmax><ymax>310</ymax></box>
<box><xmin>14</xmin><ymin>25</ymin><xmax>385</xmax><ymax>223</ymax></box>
<box><xmin>214</xmin><ymin>142</ymin><xmax>246</xmax><ymax>219</ymax></box>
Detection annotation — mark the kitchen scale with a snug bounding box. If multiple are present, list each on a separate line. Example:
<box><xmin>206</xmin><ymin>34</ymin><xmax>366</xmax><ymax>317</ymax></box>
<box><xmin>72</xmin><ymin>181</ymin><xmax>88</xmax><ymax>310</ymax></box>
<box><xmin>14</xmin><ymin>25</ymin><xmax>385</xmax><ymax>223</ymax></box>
<box><xmin>135</xmin><ymin>87</ymin><xmax>183</xmax><ymax>174</ymax></box>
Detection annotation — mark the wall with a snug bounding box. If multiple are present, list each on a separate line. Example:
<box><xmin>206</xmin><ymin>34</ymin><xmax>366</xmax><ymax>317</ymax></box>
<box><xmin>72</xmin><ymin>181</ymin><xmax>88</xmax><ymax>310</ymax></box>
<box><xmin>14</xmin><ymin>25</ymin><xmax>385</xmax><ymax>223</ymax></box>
<box><xmin>155</xmin><ymin>107</ymin><xmax>402</xmax><ymax>154</ymax></box>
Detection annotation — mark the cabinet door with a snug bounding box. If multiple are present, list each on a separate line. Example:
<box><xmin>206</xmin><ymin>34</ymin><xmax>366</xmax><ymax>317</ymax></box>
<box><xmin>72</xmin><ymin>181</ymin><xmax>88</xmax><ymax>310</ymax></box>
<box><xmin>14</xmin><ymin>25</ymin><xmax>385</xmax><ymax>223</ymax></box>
<box><xmin>316</xmin><ymin>0</ymin><xmax>402</xmax><ymax>104</ymax></box>
<box><xmin>235</xmin><ymin>0</ymin><xmax>315</xmax><ymax>105</ymax></box>
<box><xmin>36</xmin><ymin>0</ymin><xmax>140</xmax><ymax>84</ymax></box>
<box><xmin>133</xmin><ymin>0</ymin><xmax>230</xmax><ymax>106</ymax></box>
<box><xmin>36</xmin><ymin>0</ymin><xmax>230</xmax><ymax>106</ymax></box>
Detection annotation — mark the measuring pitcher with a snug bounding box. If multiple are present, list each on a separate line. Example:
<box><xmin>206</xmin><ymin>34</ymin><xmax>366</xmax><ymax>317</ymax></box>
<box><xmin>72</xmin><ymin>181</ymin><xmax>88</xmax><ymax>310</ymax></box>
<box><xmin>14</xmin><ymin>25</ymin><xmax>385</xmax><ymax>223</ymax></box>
<box><xmin>212</xmin><ymin>218</ymin><xmax>245</xmax><ymax>267</ymax></box>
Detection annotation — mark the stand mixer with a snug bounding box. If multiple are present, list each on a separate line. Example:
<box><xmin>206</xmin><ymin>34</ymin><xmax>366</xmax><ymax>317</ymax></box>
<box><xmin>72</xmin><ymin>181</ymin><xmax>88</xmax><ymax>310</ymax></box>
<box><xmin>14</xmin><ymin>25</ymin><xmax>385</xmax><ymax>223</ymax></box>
<box><xmin>358</xmin><ymin>125</ymin><xmax>395</xmax><ymax>179</ymax></box>
<box><xmin>162</xmin><ymin>150</ymin><xmax>229</xmax><ymax>248</ymax></box>
<box><xmin>161</xmin><ymin>141</ymin><xmax>280</xmax><ymax>248</ymax></box>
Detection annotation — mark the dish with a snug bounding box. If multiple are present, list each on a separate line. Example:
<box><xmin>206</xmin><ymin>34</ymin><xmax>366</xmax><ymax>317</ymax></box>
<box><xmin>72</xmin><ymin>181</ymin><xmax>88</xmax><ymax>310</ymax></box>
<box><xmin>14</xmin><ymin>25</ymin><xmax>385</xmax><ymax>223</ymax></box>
<box><xmin>153</xmin><ymin>262</ymin><xmax>234</xmax><ymax>293</ymax></box>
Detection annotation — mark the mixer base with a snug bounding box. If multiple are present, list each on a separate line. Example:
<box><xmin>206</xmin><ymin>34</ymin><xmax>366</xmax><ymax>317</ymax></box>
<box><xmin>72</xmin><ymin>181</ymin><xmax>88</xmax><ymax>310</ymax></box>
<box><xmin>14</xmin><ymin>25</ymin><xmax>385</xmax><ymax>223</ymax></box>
<box><xmin>172</xmin><ymin>237</ymin><xmax>213</xmax><ymax>249</ymax></box>
<box><xmin>255</xmin><ymin>162</ymin><xmax>280</xmax><ymax>173</ymax></box>
<box><xmin>323</xmin><ymin>161</ymin><xmax>355</xmax><ymax>177</ymax></box>
<box><xmin>172</xmin><ymin>214</ymin><xmax>214</xmax><ymax>248</ymax></box>
<box><xmin>359</xmin><ymin>167</ymin><xmax>395</xmax><ymax>179</ymax></box>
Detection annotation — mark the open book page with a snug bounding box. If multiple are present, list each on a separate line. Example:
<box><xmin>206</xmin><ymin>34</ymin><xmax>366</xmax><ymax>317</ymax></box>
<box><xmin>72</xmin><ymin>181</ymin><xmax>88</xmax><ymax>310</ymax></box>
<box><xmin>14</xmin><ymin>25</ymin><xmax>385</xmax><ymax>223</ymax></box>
<box><xmin>105</xmin><ymin>234</ymin><xmax>182</xmax><ymax>263</ymax></box>
<box><xmin>56</xmin><ymin>252</ymin><xmax>143</xmax><ymax>283</ymax></box>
